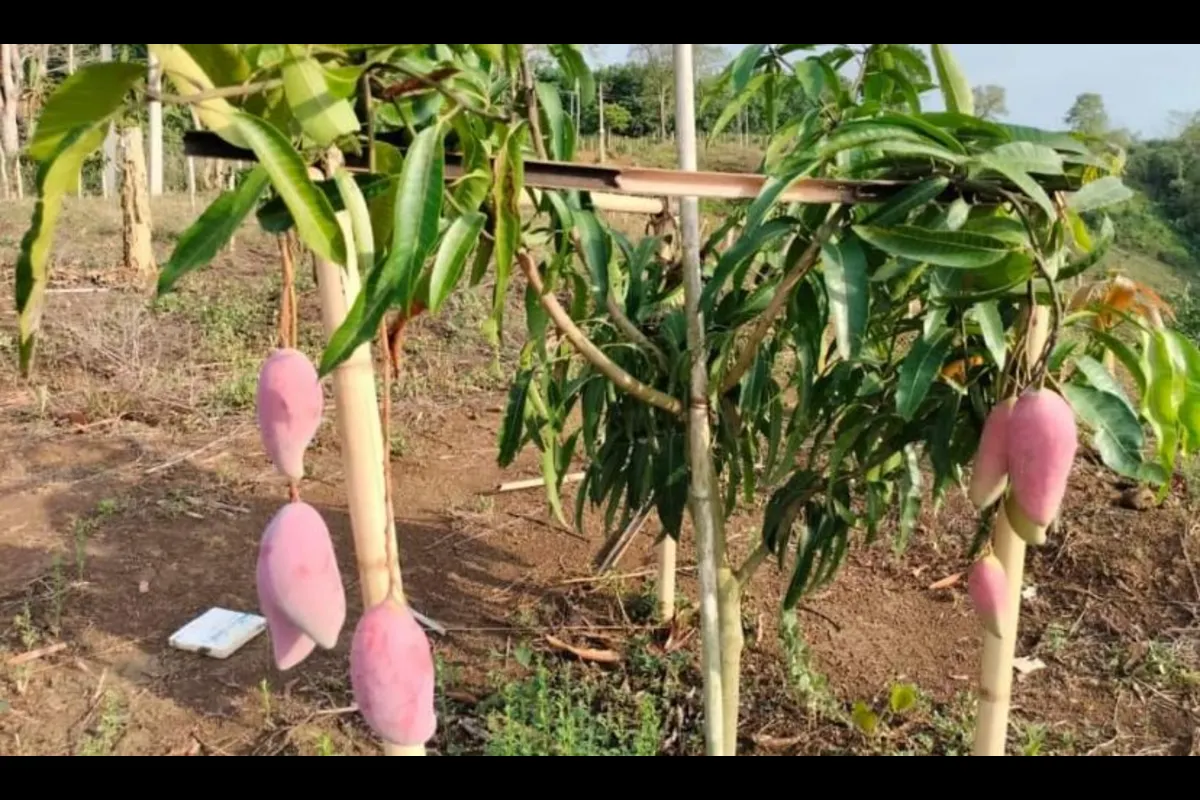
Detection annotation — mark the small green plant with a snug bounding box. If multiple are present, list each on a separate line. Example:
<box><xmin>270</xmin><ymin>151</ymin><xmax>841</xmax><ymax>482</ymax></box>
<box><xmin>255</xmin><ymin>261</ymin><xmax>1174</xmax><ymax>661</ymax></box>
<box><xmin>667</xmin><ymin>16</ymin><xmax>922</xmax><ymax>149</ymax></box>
<box><xmin>78</xmin><ymin>692</ymin><xmax>125</xmax><ymax>756</ymax></box>
<box><xmin>850</xmin><ymin>681</ymin><xmax>921</xmax><ymax>741</ymax></box>
<box><xmin>313</xmin><ymin>732</ymin><xmax>337</xmax><ymax>756</ymax></box>
<box><xmin>778</xmin><ymin>610</ymin><xmax>837</xmax><ymax>720</ymax></box>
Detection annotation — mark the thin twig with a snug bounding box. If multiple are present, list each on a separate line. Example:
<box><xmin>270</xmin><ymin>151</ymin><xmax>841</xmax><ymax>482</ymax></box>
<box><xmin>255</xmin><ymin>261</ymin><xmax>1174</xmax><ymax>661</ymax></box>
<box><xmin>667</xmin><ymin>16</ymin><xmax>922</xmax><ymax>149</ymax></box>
<box><xmin>520</xmin><ymin>251</ymin><xmax>683</xmax><ymax>416</ymax></box>
<box><xmin>494</xmin><ymin>472</ymin><xmax>585</xmax><ymax>493</ymax></box>
<box><xmin>720</xmin><ymin>210</ymin><xmax>844</xmax><ymax>393</ymax></box>
<box><xmin>148</xmin><ymin>79</ymin><xmax>281</xmax><ymax>105</ymax></box>
<box><xmin>144</xmin><ymin>429</ymin><xmax>247</xmax><ymax>475</ymax></box>
<box><xmin>517</xmin><ymin>45</ymin><xmax>548</xmax><ymax>160</ymax></box>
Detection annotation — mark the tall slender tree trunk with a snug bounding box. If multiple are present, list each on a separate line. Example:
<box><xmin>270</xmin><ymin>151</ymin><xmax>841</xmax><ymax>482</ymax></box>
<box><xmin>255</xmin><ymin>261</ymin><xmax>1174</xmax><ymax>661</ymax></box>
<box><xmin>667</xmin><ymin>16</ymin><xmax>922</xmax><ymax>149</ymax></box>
<box><xmin>1</xmin><ymin>43</ymin><xmax>20</xmax><ymax>201</ymax></box>
<box><xmin>659</xmin><ymin>86</ymin><xmax>667</xmax><ymax>140</ymax></box>
<box><xmin>100</xmin><ymin>44</ymin><xmax>117</xmax><ymax>199</ymax></box>
<box><xmin>119</xmin><ymin>126</ymin><xmax>155</xmax><ymax>278</ymax></box>
<box><xmin>147</xmin><ymin>51</ymin><xmax>164</xmax><ymax>196</ymax></box>
<box><xmin>674</xmin><ymin>43</ymin><xmax>726</xmax><ymax>757</ymax></box>
<box><xmin>597</xmin><ymin>82</ymin><xmax>606</xmax><ymax>164</ymax></box>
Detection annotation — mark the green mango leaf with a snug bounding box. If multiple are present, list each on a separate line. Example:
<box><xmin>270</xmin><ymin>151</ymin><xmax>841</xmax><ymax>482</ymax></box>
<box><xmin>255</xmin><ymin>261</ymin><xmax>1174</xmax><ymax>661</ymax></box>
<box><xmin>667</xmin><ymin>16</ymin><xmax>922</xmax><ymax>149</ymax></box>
<box><xmin>333</xmin><ymin>168</ymin><xmax>376</xmax><ymax>280</ymax></box>
<box><xmin>859</xmin><ymin>176</ymin><xmax>950</xmax><ymax>228</ymax></box>
<box><xmin>1146</xmin><ymin>330</ymin><xmax>1184</xmax><ymax>426</ymax></box>
<box><xmin>27</xmin><ymin>62</ymin><xmax>145</xmax><ymax>162</ymax></box>
<box><xmin>1068</xmin><ymin>176</ymin><xmax>1134</xmax><ymax>214</ymax></box>
<box><xmin>549</xmin><ymin>44</ymin><xmax>595</xmax><ymax>105</ymax></box>
<box><xmin>976</xmin><ymin>152</ymin><xmax>1056</xmax><ymax>217</ymax></box>
<box><xmin>867</xmin><ymin>112</ymin><xmax>966</xmax><ymax>153</ymax></box>
<box><xmin>281</xmin><ymin>45</ymin><xmax>361</xmax><ymax>147</ymax></box>
<box><xmin>498</xmin><ymin>368</ymin><xmax>533</xmax><ymax>467</ymax></box>
<box><xmin>896</xmin><ymin>444</ymin><xmax>922</xmax><ymax>553</ymax></box>
<box><xmin>15</xmin><ymin>124</ymin><xmax>109</xmax><ymax>376</ymax></box>
<box><xmin>1073</xmin><ymin>355</ymin><xmax>1137</xmax><ymax>417</ymax></box>
<box><xmin>230</xmin><ymin>112</ymin><xmax>347</xmax><ymax>267</ymax></box>
<box><xmin>931</xmin><ymin>44</ymin><xmax>973</xmax><ymax>116</ymax></box>
<box><xmin>960</xmin><ymin>215</ymin><xmax>1029</xmax><ymax>246</ymax></box>
<box><xmin>730</xmin><ymin>44</ymin><xmax>769</xmax><ymax>94</ymax></box>
<box><xmin>819</xmin><ymin>123</ymin><xmax>942</xmax><ymax>160</ymax></box>
<box><xmin>1001</xmin><ymin>124</ymin><xmax>1090</xmax><ymax>155</ymax></box>
<box><xmin>574</xmin><ymin>210</ymin><xmax>611</xmax><ymax>304</ymax></box>
<box><xmin>427</xmin><ymin>211</ymin><xmax>486</xmax><ymax>314</ymax></box>
<box><xmin>1089</xmin><ymin>329</ymin><xmax>1148</xmax><ymax>397</ymax></box>
<box><xmin>158</xmin><ymin>167</ymin><xmax>270</xmax><ymax>296</ymax></box>
<box><xmin>489</xmin><ymin>123</ymin><xmax>526</xmax><ymax>342</ymax></box>
<box><xmin>986</xmin><ymin>141</ymin><xmax>1064</xmax><ymax>175</ymax></box>
<box><xmin>853</xmin><ymin>225</ymin><xmax>1009</xmax><ymax>269</ymax></box>
<box><xmin>535</xmin><ymin>81</ymin><xmax>569</xmax><ymax>161</ymax></box>
<box><xmin>821</xmin><ymin>234</ymin><xmax>869</xmax><ymax>360</ymax></box>
<box><xmin>154</xmin><ymin>45</ymin><xmax>252</xmax><ymax>149</ymax></box>
<box><xmin>1061</xmin><ymin>382</ymin><xmax>1147</xmax><ymax>480</ymax></box>
<box><xmin>1059</xmin><ymin>215</ymin><xmax>1115</xmax><ymax>281</ymax></box>
<box><xmin>896</xmin><ymin>328</ymin><xmax>954</xmax><ymax>420</ymax></box>
<box><xmin>388</xmin><ymin>124</ymin><xmax>446</xmax><ymax>313</ymax></box>
<box><xmin>973</xmin><ymin>300</ymin><xmax>1006</xmax><ymax>371</ymax></box>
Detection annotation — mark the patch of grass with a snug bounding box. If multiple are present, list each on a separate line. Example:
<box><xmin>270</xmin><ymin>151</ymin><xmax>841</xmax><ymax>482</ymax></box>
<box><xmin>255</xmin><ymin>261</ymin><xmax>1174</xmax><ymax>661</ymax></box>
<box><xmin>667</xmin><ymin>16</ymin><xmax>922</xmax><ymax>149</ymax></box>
<box><xmin>78</xmin><ymin>691</ymin><xmax>126</xmax><ymax>755</ymax></box>
<box><xmin>778</xmin><ymin>610</ymin><xmax>838</xmax><ymax>719</ymax></box>
<box><xmin>481</xmin><ymin>654</ymin><xmax>663</xmax><ymax>756</ymax></box>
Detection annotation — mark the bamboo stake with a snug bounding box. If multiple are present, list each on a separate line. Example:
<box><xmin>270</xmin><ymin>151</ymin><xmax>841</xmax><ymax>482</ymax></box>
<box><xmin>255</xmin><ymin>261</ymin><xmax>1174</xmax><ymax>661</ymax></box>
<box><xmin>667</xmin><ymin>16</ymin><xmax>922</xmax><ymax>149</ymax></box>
<box><xmin>309</xmin><ymin>164</ymin><xmax>416</xmax><ymax>757</ymax></box>
<box><xmin>674</xmin><ymin>43</ymin><xmax>725</xmax><ymax>757</ymax></box>
<box><xmin>972</xmin><ymin>306</ymin><xmax>1050</xmax><ymax>756</ymax></box>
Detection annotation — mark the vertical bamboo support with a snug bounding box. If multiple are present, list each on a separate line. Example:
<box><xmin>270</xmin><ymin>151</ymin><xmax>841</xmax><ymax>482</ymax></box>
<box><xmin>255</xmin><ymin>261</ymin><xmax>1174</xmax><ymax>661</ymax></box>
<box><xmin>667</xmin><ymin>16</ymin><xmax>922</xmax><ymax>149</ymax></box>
<box><xmin>99</xmin><ymin>44</ymin><xmax>116</xmax><ymax>199</ymax></box>
<box><xmin>972</xmin><ymin>305</ymin><xmax>1050</xmax><ymax>756</ymax></box>
<box><xmin>674</xmin><ymin>43</ymin><xmax>725</xmax><ymax>757</ymax></box>
<box><xmin>657</xmin><ymin>536</ymin><xmax>676</xmax><ymax>621</ymax></box>
<box><xmin>309</xmin><ymin>164</ymin><xmax>419</xmax><ymax>757</ymax></box>
<box><xmin>147</xmin><ymin>52</ymin><xmax>163</xmax><ymax>197</ymax></box>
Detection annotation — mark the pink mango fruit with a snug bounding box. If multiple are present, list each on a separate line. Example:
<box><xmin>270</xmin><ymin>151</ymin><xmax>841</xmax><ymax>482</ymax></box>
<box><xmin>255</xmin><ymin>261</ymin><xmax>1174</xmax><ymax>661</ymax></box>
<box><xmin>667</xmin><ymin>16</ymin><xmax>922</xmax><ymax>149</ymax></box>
<box><xmin>350</xmin><ymin>597</ymin><xmax>437</xmax><ymax>747</ymax></box>
<box><xmin>1006</xmin><ymin>388</ymin><xmax>1078</xmax><ymax>528</ymax></box>
<box><xmin>256</xmin><ymin>501</ymin><xmax>346</xmax><ymax>650</ymax></box>
<box><xmin>967</xmin><ymin>554</ymin><xmax>1008</xmax><ymax>638</ymax></box>
<box><xmin>256</xmin><ymin>348</ymin><xmax>324</xmax><ymax>482</ymax></box>
<box><xmin>968</xmin><ymin>396</ymin><xmax>1016</xmax><ymax>510</ymax></box>
<box><xmin>256</xmin><ymin>555</ymin><xmax>318</xmax><ymax>670</ymax></box>
<box><xmin>1004</xmin><ymin>493</ymin><xmax>1048</xmax><ymax>546</ymax></box>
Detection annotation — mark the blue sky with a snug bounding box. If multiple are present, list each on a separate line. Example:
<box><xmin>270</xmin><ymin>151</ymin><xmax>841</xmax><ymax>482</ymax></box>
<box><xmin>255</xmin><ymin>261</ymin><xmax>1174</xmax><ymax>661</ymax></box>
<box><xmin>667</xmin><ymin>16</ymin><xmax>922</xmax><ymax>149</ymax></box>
<box><xmin>593</xmin><ymin>44</ymin><xmax>1200</xmax><ymax>139</ymax></box>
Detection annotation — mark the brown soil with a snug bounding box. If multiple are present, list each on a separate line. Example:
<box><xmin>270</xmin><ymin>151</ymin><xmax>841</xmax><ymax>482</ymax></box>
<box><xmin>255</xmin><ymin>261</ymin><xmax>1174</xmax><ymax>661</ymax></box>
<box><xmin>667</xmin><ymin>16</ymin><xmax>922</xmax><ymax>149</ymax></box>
<box><xmin>0</xmin><ymin>196</ymin><xmax>1197</xmax><ymax>756</ymax></box>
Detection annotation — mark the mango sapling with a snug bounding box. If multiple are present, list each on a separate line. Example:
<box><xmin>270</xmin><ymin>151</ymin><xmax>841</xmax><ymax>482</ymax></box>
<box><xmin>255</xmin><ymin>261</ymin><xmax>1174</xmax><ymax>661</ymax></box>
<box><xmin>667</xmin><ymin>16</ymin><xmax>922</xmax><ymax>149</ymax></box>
<box><xmin>349</xmin><ymin>596</ymin><xmax>437</xmax><ymax>748</ymax></box>
<box><xmin>256</xmin><ymin>501</ymin><xmax>347</xmax><ymax>650</ymax></box>
<box><xmin>967</xmin><ymin>554</ymin><xmax>1008</xmax><ymax>638</ymax></box>
<box><xmin>969</xmin><ymin>397</ymin><xmax>1016</xmax><ymax>510</ymax></box>
<box><xmin>1005</xmin><ymin>388</ymin><xmax>1078</xmax><ymax>544</ymax></box>
<box><xmin>256</xmin><ymin>348</ymin><xmax>324</xmax><ymax>483</ymax></box>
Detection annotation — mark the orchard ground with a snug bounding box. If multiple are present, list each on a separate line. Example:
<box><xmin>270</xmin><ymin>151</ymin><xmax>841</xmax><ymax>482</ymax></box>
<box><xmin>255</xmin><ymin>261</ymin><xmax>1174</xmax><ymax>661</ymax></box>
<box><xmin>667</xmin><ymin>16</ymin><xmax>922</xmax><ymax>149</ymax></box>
<box><xmin>1</xmin><ymin>142</ymin><xmax>1198</xmax><ymax>755</ymax></box>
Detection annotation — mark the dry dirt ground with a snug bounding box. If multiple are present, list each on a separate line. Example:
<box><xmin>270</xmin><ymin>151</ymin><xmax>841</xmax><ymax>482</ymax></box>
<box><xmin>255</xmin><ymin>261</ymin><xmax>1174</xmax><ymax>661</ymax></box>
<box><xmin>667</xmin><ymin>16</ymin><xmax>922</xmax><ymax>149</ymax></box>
<box><xmin>0</xmin><ymin>194</ymin><xmax>1198</xmax><ymax>756</ymax></box>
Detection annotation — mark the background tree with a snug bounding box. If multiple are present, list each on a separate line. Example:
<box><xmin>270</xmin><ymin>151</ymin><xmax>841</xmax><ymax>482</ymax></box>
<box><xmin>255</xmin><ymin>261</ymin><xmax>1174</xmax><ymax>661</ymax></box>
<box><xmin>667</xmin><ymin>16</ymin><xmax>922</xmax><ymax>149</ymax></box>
<box><xmin>972</xmin><ymin>84</ymin><xmax>1008</xmax><ymax>120</ymax></box>
<box><xmin>1065</xmin><ymin>92</ymin><xmax>1109</xmax><ymax>136</ymax></box>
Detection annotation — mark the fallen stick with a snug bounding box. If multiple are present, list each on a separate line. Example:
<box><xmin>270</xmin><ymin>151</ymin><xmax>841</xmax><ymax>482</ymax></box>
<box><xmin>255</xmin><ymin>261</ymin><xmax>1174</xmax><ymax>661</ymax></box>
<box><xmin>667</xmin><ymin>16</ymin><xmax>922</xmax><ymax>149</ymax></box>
<box><xmin>494</xmin><ymin>472</ymin><xmax>585</xmax><ymax>493</ymax></box>
<box><xmin>410</xmin><ymin>607</ymin><xmax>447</xmax><ymax>636</ymax></box>
<box><xmin>6</xmin><ymin>641</ymin><xmax>68</xmax><ymax>666</ymax></box>
<box><xmin>593</xmin><ymin>504</ymin><xmax>654</xmax><ymax>574</ymax></box>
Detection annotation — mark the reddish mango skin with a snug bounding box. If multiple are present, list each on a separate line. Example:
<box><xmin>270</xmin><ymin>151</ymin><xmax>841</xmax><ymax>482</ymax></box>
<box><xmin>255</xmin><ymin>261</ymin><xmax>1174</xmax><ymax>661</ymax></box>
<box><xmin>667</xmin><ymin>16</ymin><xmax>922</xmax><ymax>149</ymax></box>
<box><xmin>256</xmin><ymin>348</ymin><xmax>324</xmax><ymax>482</ymax></box>
<box><xmin>257</xmin><ymin>501</ymin><xmax>346</xmax><ymax>650</ymax></box>
<box><xmin>968</xmin><ymin>554</ymin><xmax>1007</xmax><ymax>638</ymax></box>
<box><xmin>1005</xmin><ymin>493</ymin><xmax>1048</xmax><ymax>546</ymax></box>
<box><xmin>1007</xmin><ymin>388</ymin><xmax>1077</xmax><ymax>526</ymax></box>
<box><xmin>969</xmin><ymin>396</ymin><xmax>1016</xmax><ymax>510</ymax></box>
<box><xmin>350</xmin><ymin>598</ymin><xmax>437</xmax><ymax>747</ymax></box>
<box><xmin>256</xmin><ymin>555</ymin><xmax>318</xmax><ymax>670</ymax></box>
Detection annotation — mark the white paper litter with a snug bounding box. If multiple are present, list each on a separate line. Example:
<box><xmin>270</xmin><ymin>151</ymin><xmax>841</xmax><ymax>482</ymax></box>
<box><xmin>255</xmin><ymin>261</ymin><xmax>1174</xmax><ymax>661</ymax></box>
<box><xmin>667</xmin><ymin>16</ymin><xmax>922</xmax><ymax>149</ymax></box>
<box><xmin>169</xmin><ymin>607</ymin><xmax>267</xmax><ymax>659</ymax></box>
<box><xmin>1013</xmin><ymin>656</ymin><xmax>1046</xmax><ymax>677</ymax></box>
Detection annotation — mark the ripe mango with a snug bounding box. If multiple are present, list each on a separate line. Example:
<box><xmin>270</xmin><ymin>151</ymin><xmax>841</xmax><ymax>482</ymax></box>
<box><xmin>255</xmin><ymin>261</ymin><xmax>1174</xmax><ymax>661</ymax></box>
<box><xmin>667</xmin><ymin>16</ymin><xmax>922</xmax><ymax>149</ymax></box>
<box><xmin>256</xmin><ymin>348</ymin><xmax>324</xmax><ymax>482</ymax></box>
<box><xmin>1006</xmin><ymin>388</ymin><xmax>1077</xmax><ymax>530</ymax></box>
<box><xmin>256</xmin><ymin>501</ymin><xmax>346</xmax><ymax>650</ymax></box>
<box><xmin>967</xmin><ymin>554</ymin><xmax>1007</xmax><ymax>638</ymax></box>
<box><xmin>256</xmin><ymin>558</ymin><xmax>318</xmax><ymax>670</ymax></box>
<box><xmin>350</xmin><ymin>597</ymin><xmax>437</xmax><ymax>747</ymax></box>
<box><xmin>968</xmin><ymin>396</ymin><xmax>1015</xmax><ymax>510</ymax></box>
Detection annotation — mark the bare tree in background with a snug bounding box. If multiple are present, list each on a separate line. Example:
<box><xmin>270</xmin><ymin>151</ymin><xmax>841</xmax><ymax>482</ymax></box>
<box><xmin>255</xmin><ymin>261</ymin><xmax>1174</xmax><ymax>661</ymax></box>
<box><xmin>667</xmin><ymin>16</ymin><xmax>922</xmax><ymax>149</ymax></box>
<box><xmin>972</xmin><ymin>84</ymin><xmax>1008</xmax><ymax>120</ymax></box>
<box><xmin>631</xmin><ymin>44</ymin><xmax>727</xmax><ymax>139</ymax></box>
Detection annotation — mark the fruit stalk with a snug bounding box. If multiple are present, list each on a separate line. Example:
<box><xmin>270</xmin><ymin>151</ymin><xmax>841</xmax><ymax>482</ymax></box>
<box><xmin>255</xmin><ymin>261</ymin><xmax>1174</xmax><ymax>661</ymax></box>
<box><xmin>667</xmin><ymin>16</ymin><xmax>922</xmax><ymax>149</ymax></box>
<box><xmin>972</xmin><ymin>306</ymin><xmax>1049</xmax><ymax>756</ymax></box>
<box><xmin>310</xmin><ymin>164</ymin><xmax>414</xmax><ymax>756</ymax></box>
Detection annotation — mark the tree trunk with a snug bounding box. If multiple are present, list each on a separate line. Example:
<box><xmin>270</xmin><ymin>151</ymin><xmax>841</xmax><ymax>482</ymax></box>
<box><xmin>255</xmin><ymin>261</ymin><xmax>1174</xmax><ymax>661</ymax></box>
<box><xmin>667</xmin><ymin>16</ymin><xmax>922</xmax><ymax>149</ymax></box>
<box><xmin>674</xmin><ymin>43</ymin><xmax>726</xmax><ymax>757</ymax></box>
<box><xmin>119</xmin><ymin>126</ymin><xmax>155</xmax><ymax>277</ymax></box>
<box><xmin>1</xmin><ymin>42</ymin><xmax>19</xmax><ymax>200</ymax></box>
<box><xmin>597</xmin><ymin>82</ymin><xmax>606</xmax><ymax>164</ymax></box>
<box><xmin>187</xmin><ymin>109</ymin><xmax>200</xmax><ymax>210</ymax></box>
<box><xmin>100</xmin><ymin>44</ymin><xmax>117</xmax><ymax>199</ymax></box>
<box><xmin>147</xmin><ymin>52</ymin><xmax>164</xmax><ymax>196</ymax></box>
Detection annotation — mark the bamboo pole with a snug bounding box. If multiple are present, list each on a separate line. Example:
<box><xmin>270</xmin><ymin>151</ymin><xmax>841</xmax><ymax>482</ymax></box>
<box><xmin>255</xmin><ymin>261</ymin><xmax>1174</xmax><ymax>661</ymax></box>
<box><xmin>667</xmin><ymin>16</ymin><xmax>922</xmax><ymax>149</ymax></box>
<box><xmin>972</xmin><ymin>306</ymin><xmax>1050</xmax><ymax>756</ymax></box>
<box><xmin>674</xmin><ymin>43</ymin><xmax>725</xmax><ymax>758</ymax></box>
<box><xmin>309</xmin><ymin>164</ymin><xmax>418</xmax><ymax>758</ymax></box>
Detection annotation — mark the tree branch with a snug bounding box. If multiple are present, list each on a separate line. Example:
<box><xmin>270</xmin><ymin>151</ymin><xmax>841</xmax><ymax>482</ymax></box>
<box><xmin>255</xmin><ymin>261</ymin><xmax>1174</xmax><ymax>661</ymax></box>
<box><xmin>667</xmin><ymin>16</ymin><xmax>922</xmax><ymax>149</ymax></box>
<box><xmin>519</xmin><ymin>251</ymin><xmax>683</xmax><ymax>416</ymax></box>
<box><xmin>719</xmin><ymin>211</ymin><xmax>844</xmax><ymax>394</ymax></box>
<box><xmin>733</xmin><ymin>542</ymin><xmax>767</xmax><ymax>588</ymax></box>
<box><xmin>605</xmin><ymin>293</ymin><xmax>670</xmax><ymax>373</ymax></box>
<box><xmin>517</xmin><ymin>45</ymin><xmax>549</xmax><ymax>160</ymax></box>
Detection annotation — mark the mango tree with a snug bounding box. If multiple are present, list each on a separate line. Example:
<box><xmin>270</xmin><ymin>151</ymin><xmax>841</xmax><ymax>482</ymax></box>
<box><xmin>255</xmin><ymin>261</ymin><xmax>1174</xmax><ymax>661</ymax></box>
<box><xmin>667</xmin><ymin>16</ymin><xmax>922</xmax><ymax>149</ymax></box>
<box><xmin>488</xmin><ymin>43</ymin><xmax>1186</xmax><ymax>755</ymax></box>
<box><xmin>11</xmin><ymin>43</ymin><xmax>1190</xmax><ymax>757</ymax></box>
